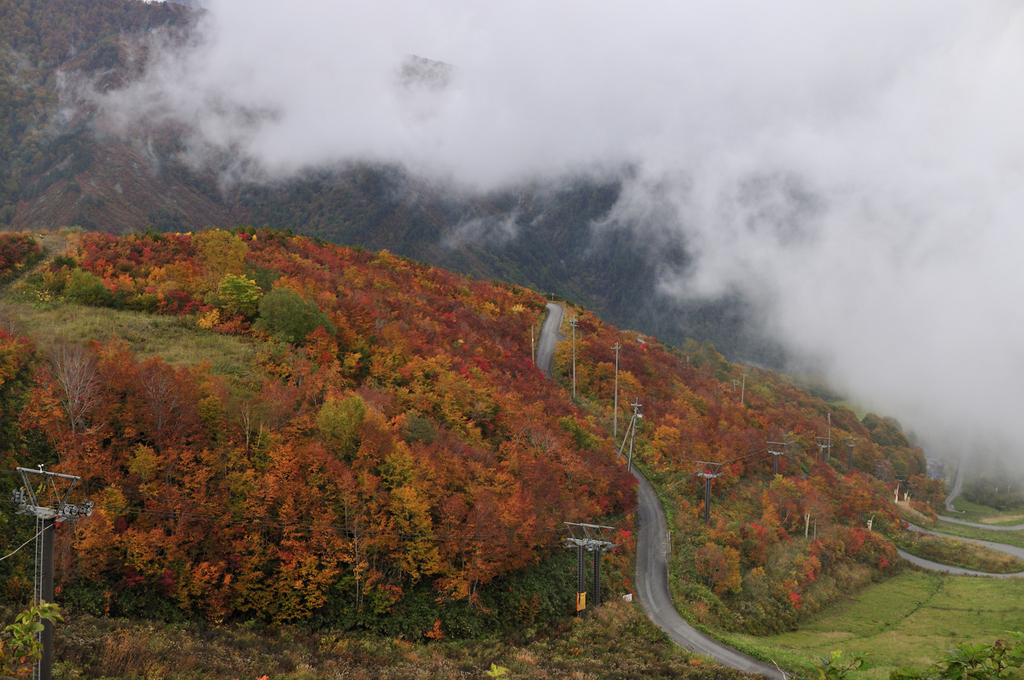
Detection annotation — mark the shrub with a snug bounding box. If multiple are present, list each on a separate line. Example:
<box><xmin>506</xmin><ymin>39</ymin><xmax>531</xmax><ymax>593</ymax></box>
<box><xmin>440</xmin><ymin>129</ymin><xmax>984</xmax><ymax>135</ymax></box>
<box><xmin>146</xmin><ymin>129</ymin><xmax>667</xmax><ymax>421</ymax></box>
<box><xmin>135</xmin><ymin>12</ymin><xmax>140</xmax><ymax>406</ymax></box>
<box><xmin>255</xmin><ymin>287</ymin><xmax>335</xmax><ymax>344</ymax></box>
<box><xmin>65</xmin><ymin>270</ymin><xmax>112</xmax><ymax>306</ymax></box>
<box><xmin>217</xmin><ymin>273</ymin><xmax>263</xmax><ymax>318</ymax></box>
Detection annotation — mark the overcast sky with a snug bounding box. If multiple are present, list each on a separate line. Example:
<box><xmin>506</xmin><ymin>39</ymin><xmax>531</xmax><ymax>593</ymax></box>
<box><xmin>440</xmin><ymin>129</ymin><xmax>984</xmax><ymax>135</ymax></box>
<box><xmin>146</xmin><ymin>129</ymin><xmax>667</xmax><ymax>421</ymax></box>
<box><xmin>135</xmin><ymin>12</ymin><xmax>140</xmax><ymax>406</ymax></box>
<box><xmin>99</xmin><ymin>0</ymin><xmax>1024</xmax><ymax>459</ymax></box>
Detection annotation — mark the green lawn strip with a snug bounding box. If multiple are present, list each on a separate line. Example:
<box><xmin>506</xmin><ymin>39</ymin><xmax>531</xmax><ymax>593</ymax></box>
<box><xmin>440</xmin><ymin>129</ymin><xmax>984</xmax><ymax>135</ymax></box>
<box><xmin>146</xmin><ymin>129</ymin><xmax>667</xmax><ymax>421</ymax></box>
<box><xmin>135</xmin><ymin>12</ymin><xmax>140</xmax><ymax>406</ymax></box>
<box><xmin>948</xmin><ymin>497</ymin><xmax>1024</xmax><ymax>526</ymax></box>
<box><xmin>893</xmin><ymin>532</ymin><xmax>1024</xmax><ymax>573</ymax></box>
<box><xmin>929</xmin><ymin>521</ymin><xmax>1024</xmax><ymax>550</ymax></box>
<box><xmin>719</xmin><ymin>571</ymin><xmax>1024</xmax><ymax>680</ymax></box>
<box><xmin>0</xmin><ymin>302</ymin><xmax>259</xmax><ymax>382</ymax></box>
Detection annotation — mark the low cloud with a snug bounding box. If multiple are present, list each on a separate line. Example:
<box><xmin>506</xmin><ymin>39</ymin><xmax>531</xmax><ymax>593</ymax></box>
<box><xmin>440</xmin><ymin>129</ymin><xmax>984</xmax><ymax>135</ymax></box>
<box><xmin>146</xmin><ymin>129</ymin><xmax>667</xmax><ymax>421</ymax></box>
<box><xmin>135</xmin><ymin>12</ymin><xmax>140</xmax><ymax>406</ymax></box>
<box><xmin>95</xmin><ymin>0</ymin><xmax>1024</xmax><ymax>456</ymax></box>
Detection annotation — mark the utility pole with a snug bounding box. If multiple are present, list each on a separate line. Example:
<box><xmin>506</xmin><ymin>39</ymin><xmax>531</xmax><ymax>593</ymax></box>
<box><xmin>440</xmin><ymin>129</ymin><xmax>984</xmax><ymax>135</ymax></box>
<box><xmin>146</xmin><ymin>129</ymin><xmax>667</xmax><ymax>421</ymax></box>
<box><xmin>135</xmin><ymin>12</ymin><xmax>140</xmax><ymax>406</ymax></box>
<box><xmin>612</xmin><ymin>343</ymin><xmax>621</xmax><ymax>439</ymax></box>
<box><xmin>563</xmin><ymin>523</ymin><xmax>618</xmax><ymax>616</ymax></box>
<box><xmin>767</xmin><ymin>441</ymin><xmax>788</xmax><ymax>475</ymax></box>
<box><xmin>626</xmin><ymin>400</ymin><xmax>642</xmax><ymax>473</ymax></box>
<box><xmin>615</xmin><ymin>400</ymin><xmax>642</xmax><ymax>472</ymax></box>
<box><xmin>12</xmin><ymin>467</ymin><xmax>93</xmax><ymax>680</ymax></box>
<box><xmin>531</xmin><ymin>326</ymin><xmax>535</xmax><ymax>365</ymax></box>
<box><xmin>694</xmin><ymin>461</ymin><xmax>724</xmax><ymax>526</ymax></box>
<box><xmin>740</xmin><ymin>373</ymin><xmax>747</xmax><ymax>405</ymax></box>
<box><xmin>570</xmin><ymin>317</ymin><xmax>578</xmax><ymax>400</ymax></box>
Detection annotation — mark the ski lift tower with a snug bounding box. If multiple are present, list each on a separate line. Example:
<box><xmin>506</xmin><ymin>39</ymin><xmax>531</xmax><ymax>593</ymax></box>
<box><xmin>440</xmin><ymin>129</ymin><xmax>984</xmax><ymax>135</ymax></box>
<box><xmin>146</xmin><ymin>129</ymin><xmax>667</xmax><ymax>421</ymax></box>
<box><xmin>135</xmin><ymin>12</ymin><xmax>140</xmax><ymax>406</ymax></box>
<box><xmin>563</xmin><ymin>522</ymin><xmax>619</xmax><ymax>615</ymax></box>
<box><xmin>695</xmin><ymin>461</ymin><xmax>724</xmax><ymax>526</ymax></box>
<box><xmin>767</xmin><ymin>441</ymin><xmax>788</xmax><ymax>475</ymax></box>
<box><xmin>11</xmin><ymin>467</ymin><xmax>93</xmax><ymax>680</ymax></box>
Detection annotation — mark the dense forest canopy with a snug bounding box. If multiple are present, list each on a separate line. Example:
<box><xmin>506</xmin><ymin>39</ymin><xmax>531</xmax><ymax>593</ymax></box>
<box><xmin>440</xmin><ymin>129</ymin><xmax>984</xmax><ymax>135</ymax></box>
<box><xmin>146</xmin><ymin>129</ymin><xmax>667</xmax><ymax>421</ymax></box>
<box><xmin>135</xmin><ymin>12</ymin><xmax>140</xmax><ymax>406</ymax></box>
<box><xmin>0</xmin><ymin>228</ymin><xmax>929</xmax><ymax>641</ymax></box>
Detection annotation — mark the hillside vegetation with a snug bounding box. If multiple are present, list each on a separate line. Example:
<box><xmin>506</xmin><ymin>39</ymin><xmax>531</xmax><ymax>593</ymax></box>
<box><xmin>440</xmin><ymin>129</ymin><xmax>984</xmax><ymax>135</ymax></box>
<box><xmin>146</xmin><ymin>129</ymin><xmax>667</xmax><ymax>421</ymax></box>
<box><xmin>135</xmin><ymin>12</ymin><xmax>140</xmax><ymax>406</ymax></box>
<box><xmin>0</xmin><ymin>228</ymin><xmax>636</xmax><ymax>638</ymax></box>
<box><xmin>0</xmin><ymin>229</ymin><xmax>937</xmax><ymax>657</ymax></box>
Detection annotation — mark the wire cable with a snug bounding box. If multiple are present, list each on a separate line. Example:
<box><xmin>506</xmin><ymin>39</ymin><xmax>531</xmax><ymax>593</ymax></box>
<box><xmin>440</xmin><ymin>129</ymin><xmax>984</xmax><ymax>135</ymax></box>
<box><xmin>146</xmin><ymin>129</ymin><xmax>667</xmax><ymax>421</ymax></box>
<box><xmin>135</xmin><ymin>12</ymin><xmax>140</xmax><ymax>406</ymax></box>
<box><xmin>0</xmin><ymin>523</ymin><xmax>47</xmax><ymax>563</ymax></box>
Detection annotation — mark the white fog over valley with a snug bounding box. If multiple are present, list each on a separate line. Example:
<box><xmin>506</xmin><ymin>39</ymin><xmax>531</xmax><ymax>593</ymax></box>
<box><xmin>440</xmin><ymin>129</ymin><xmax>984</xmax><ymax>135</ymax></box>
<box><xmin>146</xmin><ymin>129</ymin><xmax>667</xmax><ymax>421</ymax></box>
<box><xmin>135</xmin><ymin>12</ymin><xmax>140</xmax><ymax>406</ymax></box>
<box><xmin>97</xmin><ymin>0</ymin><xmax>1024</xmax><ymax>460</ymax></box>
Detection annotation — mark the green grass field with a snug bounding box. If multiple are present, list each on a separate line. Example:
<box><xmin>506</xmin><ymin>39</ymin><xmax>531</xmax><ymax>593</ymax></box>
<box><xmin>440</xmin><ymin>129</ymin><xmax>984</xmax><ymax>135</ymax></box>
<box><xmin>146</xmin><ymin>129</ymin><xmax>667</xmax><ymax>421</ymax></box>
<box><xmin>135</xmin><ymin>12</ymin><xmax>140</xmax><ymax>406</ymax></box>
<box><xmin>948</xmin><ymin>497</ymin><xmax>1024</xmax><ymax>526</ymax></box>
<box><xmin>894</xmin><ymin>532</ymin><xmax>1024</xmax><ymax>573</ymax></box>
<box><xmin>928</xmin><ymin>520</ymin><xmax>1024</xmax><ymax>550</ymax></box>
<box><xmin>0</xmin><ymin>302</ymin><xmax>261</xmax><ymax>384</ymax></box>
<box><xmin>721</xmin><ymin>570</ymin><xmax>1024</xmax><ymax>679</ymax></box>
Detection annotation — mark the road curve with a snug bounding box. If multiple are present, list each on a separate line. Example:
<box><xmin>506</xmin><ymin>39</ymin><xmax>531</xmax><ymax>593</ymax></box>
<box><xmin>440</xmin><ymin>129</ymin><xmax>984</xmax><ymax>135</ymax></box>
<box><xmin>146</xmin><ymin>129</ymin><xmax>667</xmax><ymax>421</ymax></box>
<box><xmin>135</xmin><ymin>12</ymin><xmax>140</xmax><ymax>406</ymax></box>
<box><xmin>906</xmin><ymin>523</ymin><xmax>1024</xmax><ymax>561</ymax></box>
<box><xmin>938</xmin><ymin>461</ymin><xmax>1024</xmax><ymax>528</ymax></box>
<box><xmin>534</xmin><ymin>303</ymin><xmax>782</xmax><ymax>677</ymax></box>
<box><xmin>895</xmin><ymin>549</ymin><xmax>1020</xmax><ymax>577</ymax></box>
<box><xmin>944</xmin><ymin>459</ymin><xmax>965</xmax><ymax>513</ymax></box>
<box><xmin>632</xmin><ymin>468</ymin><xmax>786</xmax><ymax>679</ymax></box>
<box><xmin>535</xmin><ymin>302</ymin><xmax>564</xmax><ymax>379</ymax></box>
<box><xmin>900</xmin><ymin>523</ymin><xmax>1024</xmax><ymax>577</ymax></box>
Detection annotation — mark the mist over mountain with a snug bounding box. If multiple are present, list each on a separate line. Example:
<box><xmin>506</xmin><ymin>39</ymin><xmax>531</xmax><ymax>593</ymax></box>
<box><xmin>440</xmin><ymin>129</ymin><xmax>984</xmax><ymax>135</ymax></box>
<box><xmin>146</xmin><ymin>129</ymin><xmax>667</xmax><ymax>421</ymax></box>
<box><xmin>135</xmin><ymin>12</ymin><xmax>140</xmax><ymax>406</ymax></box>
<box><xmin>4</xmin><ymin>0</ymin><xmax>1024</xmax><ymax>460</ymax></box>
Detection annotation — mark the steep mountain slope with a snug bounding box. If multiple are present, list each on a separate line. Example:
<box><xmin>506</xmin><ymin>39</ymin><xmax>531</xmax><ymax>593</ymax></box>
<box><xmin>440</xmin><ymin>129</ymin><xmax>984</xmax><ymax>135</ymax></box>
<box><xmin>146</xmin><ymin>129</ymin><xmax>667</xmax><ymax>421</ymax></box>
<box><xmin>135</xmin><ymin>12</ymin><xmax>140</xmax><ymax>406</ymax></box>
<box><xmin>0</xmin><ymin>228</ymin><xmax>926</xmax><ymax>648</ymax></box>
<box><xmin>0</xmin><ymin>0</ymin><xmax>783</xmax><ymax>365</ymax></box>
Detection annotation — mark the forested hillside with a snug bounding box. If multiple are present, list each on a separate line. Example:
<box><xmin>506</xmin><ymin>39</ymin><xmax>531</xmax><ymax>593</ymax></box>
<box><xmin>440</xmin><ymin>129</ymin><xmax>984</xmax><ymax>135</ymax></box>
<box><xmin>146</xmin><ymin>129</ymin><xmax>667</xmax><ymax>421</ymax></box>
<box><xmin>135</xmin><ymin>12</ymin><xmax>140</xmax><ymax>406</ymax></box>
<box><xmin>0</xmin><ymin>228</ymin><xmax>638</xmax><ymax>637</ymax></box>
<box><xmin>0</xmin><ymin>0</ymin><xmax>783</xmax><ymax>364</ymax></box>
<box><xmin>0</xmin><ymin>228</ymin><xmax>930</xmax><ymax>644</ymax></box>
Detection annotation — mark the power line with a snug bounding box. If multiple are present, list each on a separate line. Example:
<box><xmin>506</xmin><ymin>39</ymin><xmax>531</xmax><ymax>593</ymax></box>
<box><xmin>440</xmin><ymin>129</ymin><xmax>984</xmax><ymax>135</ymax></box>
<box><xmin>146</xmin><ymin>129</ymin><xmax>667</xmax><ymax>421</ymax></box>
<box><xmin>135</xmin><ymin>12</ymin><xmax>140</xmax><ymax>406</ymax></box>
<box><xmin>0</xmin><ymin>525</ymin><xmax>47</xmax><ymax>563</ymax></box>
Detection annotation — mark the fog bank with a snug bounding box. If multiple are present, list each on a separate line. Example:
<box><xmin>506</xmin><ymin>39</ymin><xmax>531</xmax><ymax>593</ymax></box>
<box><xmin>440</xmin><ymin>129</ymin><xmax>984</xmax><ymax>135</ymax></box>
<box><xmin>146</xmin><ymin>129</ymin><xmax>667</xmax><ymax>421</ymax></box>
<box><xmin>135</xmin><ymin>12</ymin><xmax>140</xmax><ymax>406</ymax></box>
<box><xmin>96</xmin><ymin>0</ymin><xmax>1024</xmax><ymax>456</ymax></box>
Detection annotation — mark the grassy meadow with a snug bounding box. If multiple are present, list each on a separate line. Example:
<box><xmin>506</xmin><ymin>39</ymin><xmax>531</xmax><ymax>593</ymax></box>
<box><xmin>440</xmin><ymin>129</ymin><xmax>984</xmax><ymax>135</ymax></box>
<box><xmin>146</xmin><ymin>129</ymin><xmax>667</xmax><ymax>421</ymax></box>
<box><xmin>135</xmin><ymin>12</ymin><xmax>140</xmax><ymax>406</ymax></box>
<box><xmin>894</xmin><ymin>532</ymin><xmax>1024</xmax><ymax>573</ymax></box>
<box><xmin>927</xmin><ymin>521</ymin><xmax>1024</xmax><ymax>550</ymax></box>
<box><xmin>0</xmin><ymin>301</ymin><xmax>261</xmax><ymax>383</ymax></box>
<box><xmin>947</xmin><ymin>497</ymin><xmax>1024</xmax><ymax>526</ymax></box>
<box><xmin>721</xmin><ymin>570</ymin><xmax>1024</xmax><ymax>679</ymax></box>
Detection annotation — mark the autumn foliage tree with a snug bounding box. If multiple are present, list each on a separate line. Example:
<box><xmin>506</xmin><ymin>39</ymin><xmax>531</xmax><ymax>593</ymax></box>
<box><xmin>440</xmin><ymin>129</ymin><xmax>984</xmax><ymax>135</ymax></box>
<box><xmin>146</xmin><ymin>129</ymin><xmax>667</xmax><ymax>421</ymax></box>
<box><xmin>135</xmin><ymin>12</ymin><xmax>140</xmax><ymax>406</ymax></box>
<box><xmin>0</xmin><ymin>227</ymin><xmax>921</xmax><ymax>639</ymax></box>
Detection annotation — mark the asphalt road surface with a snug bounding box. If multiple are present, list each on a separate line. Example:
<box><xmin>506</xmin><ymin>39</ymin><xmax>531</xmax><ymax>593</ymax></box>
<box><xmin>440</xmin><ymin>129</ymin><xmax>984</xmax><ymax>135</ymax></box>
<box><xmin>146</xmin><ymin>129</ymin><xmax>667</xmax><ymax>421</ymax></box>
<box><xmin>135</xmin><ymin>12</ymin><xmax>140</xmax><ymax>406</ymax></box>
<box><xmin>944</xmin><ymin>459</ymin><xmax>964</xmax><ymax>513</ymax></box>
<box><xmin>901</xmin><ymin>523</ymin><xmax>1024</xmax><ymax>576</ymax></box>
<box><xmin>632</xmin><ymin>468</ymin><xmax>788</xmax><ymax>678</ymax></box>
<box><xmin>534</xmin><ymin>302</ymin><xmax>784</xmax><ymax>677</ymax></box>
<box><xmin>535</xmin><ymin>302</ymin><xmax>564</xmax><ymax>379</ymax></box>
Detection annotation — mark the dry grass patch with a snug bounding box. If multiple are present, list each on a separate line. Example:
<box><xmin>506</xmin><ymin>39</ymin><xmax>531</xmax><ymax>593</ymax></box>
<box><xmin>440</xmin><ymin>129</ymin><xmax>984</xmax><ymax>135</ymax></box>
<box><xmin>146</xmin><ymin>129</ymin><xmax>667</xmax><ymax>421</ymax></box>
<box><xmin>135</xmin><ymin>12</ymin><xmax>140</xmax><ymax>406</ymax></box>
<box><xmin>39</xmin><ymin>601</ymin><xmax>763</xmax><ymax>680</ymax></box>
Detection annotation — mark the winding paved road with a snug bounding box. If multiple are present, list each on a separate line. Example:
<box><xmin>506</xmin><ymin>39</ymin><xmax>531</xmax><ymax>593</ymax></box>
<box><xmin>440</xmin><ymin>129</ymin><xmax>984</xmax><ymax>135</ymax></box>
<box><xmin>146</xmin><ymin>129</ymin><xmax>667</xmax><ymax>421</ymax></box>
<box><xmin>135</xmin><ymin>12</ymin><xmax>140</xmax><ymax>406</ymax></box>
<box><xmin>535</xmin><ymin>304</ymin><xmax>1022</xmax><ymax>673</ymax></box>
<box><xmin>938</xmin><ymin>460</ymin><xmax>1024</xmax><ymax>529</ymax></box>
<box><xmin>535</xmin><ymin>302</ymin><xmax>564</xmax><ymax>379</ymax></box>
<box><xmin>900</xmin><ymin>523</ymin><xmax>1024</xmax><ymax>577</ymax></box>
<box><xmin>944</xmin><ymin>458</ymin><xmax>964</xmax><ymax>513</ymax></box>
<box><xmin>535</xmin><ymin>303</ymin><xmax>785</xmax><ymax>678</ymax></box>
<box><xmin>633</xmin><ymin>469</ymin><xmax>786</xmax><ymax>678</ymax></box>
